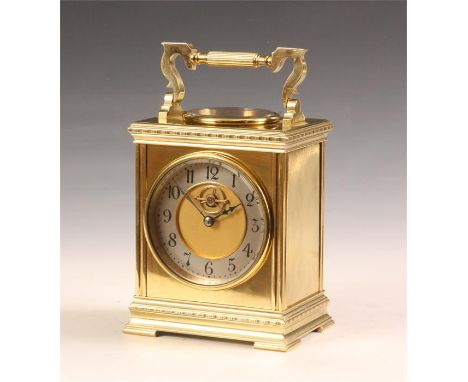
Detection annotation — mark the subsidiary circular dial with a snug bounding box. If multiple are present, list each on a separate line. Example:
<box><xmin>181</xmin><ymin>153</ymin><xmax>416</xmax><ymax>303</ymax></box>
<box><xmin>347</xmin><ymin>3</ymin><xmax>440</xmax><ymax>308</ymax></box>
<box><xmin>145</xmin><ymin>153</ymin><xmax>271</xmax><ymax>288</ymax></box>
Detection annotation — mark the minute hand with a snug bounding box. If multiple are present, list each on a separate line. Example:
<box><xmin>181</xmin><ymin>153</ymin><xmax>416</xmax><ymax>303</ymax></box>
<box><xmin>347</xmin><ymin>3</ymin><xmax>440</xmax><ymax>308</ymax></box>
<box><xmin>173</xmin><ymin>181</ymin><xmax>207</xmax><ymax>218</ymax></box>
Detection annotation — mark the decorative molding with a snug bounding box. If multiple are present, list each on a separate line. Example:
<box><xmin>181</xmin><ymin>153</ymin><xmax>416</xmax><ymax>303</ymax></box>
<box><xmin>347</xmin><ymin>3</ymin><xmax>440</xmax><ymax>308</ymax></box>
<box><xmin>128</xmin><ymin>119</ymin><xmax>332</xmax><ymax>152</ymax></box>
<box><xmin>130</xmin><ymin>303</ymin><xmax>284</xmax><ymax>326</ymax></box>
<box><xmin>124</xmin><ymin>294</ymin><xmax>333</xmax><ymax>350</ymax></box>
<box><xmin>285</xmin><ymin>303</ymin><xmax>323</xmax><ymax>326</ymax></box>
<box><xmin>128</xmin><ymin>294</ymin><xmax>329</xmax><ymax>328</ymax></box>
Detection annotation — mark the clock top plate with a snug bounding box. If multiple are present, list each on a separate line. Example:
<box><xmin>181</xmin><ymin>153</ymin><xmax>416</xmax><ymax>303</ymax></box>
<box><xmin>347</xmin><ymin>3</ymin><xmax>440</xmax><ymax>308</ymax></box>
<box><xmin>128</xmin><ymin>116</ymin><xmax>332</xmax><ymax>153</ymax></box>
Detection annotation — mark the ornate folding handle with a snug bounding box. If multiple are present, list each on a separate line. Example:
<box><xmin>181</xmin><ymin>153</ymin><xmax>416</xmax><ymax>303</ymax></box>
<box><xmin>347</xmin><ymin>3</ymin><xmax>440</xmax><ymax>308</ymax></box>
<box><xmin>158</xmin><ymin>42</ymin><xmax>308</xmax><ymax>130</ymax></box>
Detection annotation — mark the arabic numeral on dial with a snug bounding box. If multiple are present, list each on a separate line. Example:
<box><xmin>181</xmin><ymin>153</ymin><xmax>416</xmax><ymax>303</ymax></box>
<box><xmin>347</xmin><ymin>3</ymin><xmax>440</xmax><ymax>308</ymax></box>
<box><xmin>232</xmin><ymin>173</ymin><xmax>237</xmax><ymax>188</ymax></box>
<box><xmin>168</xmin><ymin>233</ymin><xmax>177</xmax><ymax>247</ymax></box>
<box><xmin>245</xmin><ymin>191</ymin><xmax>256</xmax><ymax>207</ymax></box>
<box><xmin>251</xmin><ymin>217</ymin><xmax>264</xmax><ymax>233</ymax></box>
<box><xmin>184</xmin><ymin>252</ymin><xmax>191</xmax><ymax>266</ymax></box>
<box><xmin>168</xmin><ymin>184</ymin><xmax>181</xmax><ymax>199</ymax></box>
<box><xmin>162</xmin><ymin>209</ymin><xmax>172</xmax><ymax>223</ymax></box>
<box><xmin>228</xmin><ymin>258</ymin><xmax>236</xmax><ymax>272</ymax></box>
<box><xmin>242</xmin><ymin>243</ymin><xmax>253</xmax><ymax>258</ymax></box>
<box><xmin>185</xmin><ymin>168</ymin><xmax>194</xmax><ymax>184</ymax></box>
<box><xmin>206</xmin><ymin>165</ymin><xmax>219</xmax><ymax>180</ymax></box>
<box><xmin>205</xmin><ymin>261</ymin><xmax>214</xmax><ymax>275</ymax></box>
<box><xmin>251</xmin><ymin>218</ymin><xmax>260</xmax><ymax>232</ymax></box>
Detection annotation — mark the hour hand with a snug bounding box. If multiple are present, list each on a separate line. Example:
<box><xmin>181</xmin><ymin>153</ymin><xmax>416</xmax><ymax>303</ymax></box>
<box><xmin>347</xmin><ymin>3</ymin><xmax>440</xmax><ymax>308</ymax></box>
<box><xmin>221</xmin><ymin>203</ymin><xmax>242</xmax><ymax>216</ymax></box>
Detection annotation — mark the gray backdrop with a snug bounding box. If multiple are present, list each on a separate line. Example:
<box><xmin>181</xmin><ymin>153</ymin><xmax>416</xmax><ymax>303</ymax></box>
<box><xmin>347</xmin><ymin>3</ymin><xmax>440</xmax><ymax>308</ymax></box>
<box><xmin>61</xmin><ymin>0</ymin><xmax>406</xmax><ymax>262</ymax></box>
<box><xmin>61</xmin><ymin>1</ymin><xmax>405</xmax><ymax>380</ymax></box>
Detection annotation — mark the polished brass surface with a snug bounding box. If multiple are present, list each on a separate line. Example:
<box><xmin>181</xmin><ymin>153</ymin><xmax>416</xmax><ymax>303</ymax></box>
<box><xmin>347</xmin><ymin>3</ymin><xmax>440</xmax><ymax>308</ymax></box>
<box><xmin>192</xmin><ymin>51</ymin><xmax>270</xmax><ymax>67</ymax></box>
<box><xmin>159</xmin><ymin>42</ymin><xmax>307</xmax><ymax>130</ymax></box>
<box><xmin>183</xmin><ymin>107</ymin><xmax>281</xmax><ymax>127</ymax></box>
<box><xmin>124</xmin><ymin>42</ymin><xmax>333</xmax><ymax>351</ymax></box>
<box><xmin>141</xmin><ymin>146</ymin><xmax>276</xmax><ymax>305</ymax></box>
<box><xmin>125</xmin><ymin>130</ymin><xmax>334</xmax><ymax>350</ymax></box>
<box><xmin>284</xmin><ymin>145</ymin><xmax>321</xmax><ymax>306</ymax></box>
<box><xmin>124</xmin><ymin>293</ymin><xmax>333</xmax><ymax>352</ymax></box>
<box><xmin>177</xmin><ymin>182</ymin><xmax>247</xmax><ymax>260</ymax></box>
<box><xmin>143</xmin><ymin>151</ymin><xmax>273</xmax><ymax>290</ymax></box>
<box><xmin>129</xmin><ymin>118</ymin><xmax>331</xmax><ymax>153</ymax></box>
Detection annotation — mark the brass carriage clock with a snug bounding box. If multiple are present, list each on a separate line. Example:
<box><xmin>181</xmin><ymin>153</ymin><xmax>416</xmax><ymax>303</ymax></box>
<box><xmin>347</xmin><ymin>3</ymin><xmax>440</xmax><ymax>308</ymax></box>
<box><xmin>123</xmin><ymin>42</ymin><xmax>334</xmax><ymax>351</ymax></box>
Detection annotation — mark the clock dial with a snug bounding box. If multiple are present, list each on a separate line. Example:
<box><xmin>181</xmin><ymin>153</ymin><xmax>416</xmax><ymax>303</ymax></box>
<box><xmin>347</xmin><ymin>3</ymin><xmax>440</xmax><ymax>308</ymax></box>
<box><xmin>145</xmin><ymin>153</ymin><xmax>270</xmax><ymax>288</ymax></box>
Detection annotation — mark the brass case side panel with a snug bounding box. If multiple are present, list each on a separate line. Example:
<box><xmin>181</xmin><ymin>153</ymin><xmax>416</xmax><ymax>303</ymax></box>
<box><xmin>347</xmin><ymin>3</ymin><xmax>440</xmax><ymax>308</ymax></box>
<box><xmin>135</xmin><ymin>144</ymin><xmax>147</xmax><ymax>296</ymax></box>
<box><xmin>283</xmin><ymin>144</ymin><xmax>321</xmax><ymax>307</ymax></box>
<box><xmin>143</xmin><ymin>145</ymin><xmax>277</xmax><ymax>310</ymax></box>
<box><xmin>275</xmin><ymin>153</ymin><xmax>287</xmax><ymax>310</ymax></box>
<box><xmin>134</xmin><ymin>144</ymin><xmax>140</xmax><ymax>294</ymax></box>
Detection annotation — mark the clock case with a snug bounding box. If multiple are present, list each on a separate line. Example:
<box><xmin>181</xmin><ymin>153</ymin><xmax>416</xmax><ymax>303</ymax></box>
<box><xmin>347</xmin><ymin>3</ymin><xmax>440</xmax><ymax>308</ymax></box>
<box><xmin>123</xmin><ymin>43</ymin><xmax>334</xmax><ymax>351</ymax></box>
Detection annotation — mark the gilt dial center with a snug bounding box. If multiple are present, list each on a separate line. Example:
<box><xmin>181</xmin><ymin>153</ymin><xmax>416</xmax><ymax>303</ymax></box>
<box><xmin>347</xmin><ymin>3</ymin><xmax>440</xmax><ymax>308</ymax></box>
<box><xmin>177</xmin><ymin>182</ymin><xmax>247</xmax><ymax>260</ymax></box>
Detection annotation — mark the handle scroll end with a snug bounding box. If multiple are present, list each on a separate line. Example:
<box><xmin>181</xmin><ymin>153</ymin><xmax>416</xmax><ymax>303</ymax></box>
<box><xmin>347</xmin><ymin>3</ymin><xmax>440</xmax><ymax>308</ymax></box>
<box><xmin>159</xmin><ymin>42</ymin><xmax>198</xmax><ymax>122</ymax></box>
<box><xmin>269</xmin><ymin>48</ymin><xmax>308</xmax><ymax>129</ymax></box>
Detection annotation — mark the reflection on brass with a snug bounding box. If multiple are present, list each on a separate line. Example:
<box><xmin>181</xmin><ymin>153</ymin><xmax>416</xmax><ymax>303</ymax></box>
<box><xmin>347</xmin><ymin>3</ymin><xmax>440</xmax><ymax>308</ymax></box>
<box><xmin>177</xmin><ymin>182</ymin><xmax>247</xmax><ymax>260</ymax></box>
<box><xmin>143</xmin><ymin>151</ymin><xmax>272</xmax><ymax>290</ymax></box>
<box><xmin>159</xmin><ymin>42</ymin><xmax>307</xmax><ymax>130</ymax></box>
<box><xmin>183</xmin><ymin>107</ymin><xmax>281</xmax><ymax>127</ymax></box>
<box><xmin>194</xmin><ymin>184</ymin><xmax>229</xmax><ymax>217</ymax></box>
<box><xmin>125</xmin><ymin>126</ymin><xmax>334</xmax><ymax>351</ymax></box>
<box><xmin>158</xmin><ymin>42</ymin><xmax>197</xmax><ymax>124</ymax></box>
<box><xmin>124</xmin><ymin>42</ymin><xmax>333</xmax><ymax>351</ymax></box>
